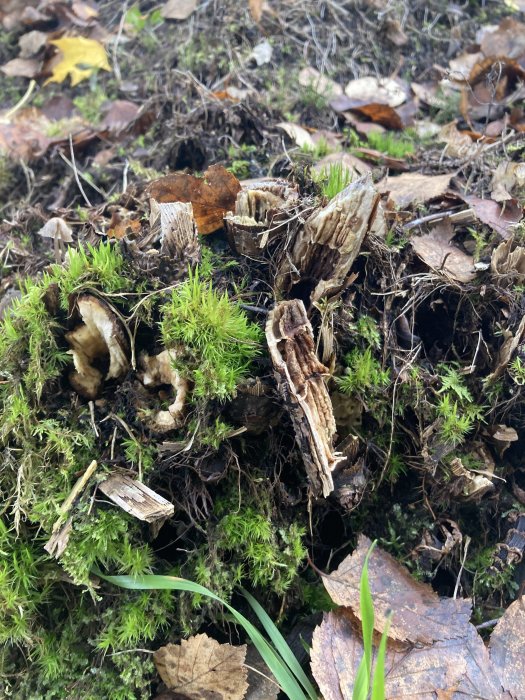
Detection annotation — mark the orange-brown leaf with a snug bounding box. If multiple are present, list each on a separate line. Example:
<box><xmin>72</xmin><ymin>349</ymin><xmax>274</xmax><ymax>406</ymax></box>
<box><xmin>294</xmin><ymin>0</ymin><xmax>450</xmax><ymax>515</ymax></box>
<box><xmin>147</xmin><ymin>165</ymin><xmax>241</xmax><ymax>234</ymax></box>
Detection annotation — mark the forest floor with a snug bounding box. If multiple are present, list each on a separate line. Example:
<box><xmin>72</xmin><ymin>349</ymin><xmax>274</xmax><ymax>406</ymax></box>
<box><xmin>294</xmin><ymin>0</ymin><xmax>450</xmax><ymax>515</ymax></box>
<box><xmin>1</xmin><ymin>1</ymin><xmax>525</xmax><ymax>699</ymax></box>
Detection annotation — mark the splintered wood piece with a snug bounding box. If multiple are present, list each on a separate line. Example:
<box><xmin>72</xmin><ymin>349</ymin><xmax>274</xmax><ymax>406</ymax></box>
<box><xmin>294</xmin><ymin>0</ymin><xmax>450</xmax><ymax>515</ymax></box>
<box><xmin>157</xmin><ymin>201</ymin><xmax>201</xmax><ymax>267</ymax></box>
<box><xmin>277</xmin><ymin>174</ymin><xmax>382</xmax><ymax>302</ymax></box>
<box><xmin>266</xmin><ymin>299</ymin><xmax>342</xmax><ymax>496</ymax></box>
<box><xmin>98</xmin><ymin>473</ymin><xmax>174</xmax><ymax>523</ymax></box>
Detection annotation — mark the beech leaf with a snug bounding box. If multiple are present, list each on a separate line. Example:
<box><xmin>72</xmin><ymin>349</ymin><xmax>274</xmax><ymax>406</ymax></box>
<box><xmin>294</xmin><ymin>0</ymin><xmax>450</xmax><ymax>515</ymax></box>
<box><xmin>153</xmin><ymin>633</ymin><xmax>248</xmax><ymax>700</ymax></box>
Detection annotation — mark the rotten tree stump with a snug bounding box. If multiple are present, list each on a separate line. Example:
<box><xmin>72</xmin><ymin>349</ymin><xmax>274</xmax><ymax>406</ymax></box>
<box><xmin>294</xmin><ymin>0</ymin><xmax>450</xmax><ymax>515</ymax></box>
<box><xmin>266</xmin><ymin>299</ymin><xmax>343</xmax><ymax>497</ymax></box>
<box><xmin>277</xmin><ymin>174</ymin><xmax>383</xmax><ymax>303</ymax></box>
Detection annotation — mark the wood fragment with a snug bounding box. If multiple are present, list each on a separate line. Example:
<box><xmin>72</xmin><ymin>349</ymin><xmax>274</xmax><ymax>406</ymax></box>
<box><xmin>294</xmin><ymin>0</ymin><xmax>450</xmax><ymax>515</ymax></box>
<box><xmin>266</xmin><ymin>299</ymin><xmax>342</xmax><ymax>496</ymax></box>
<box><xmin>276</xmin><ymin>174</ymin><xmax>382</xmax><ymax>303</ymax></box>
<box><xmin>44</xmin><ymin>459</ymin><xmax>98</xmax><ymax>558</ymax></box>
<box><xmin>98</xmin><ymin>473</ymin><xmax>174</xmax><ymax>523</ymax></box>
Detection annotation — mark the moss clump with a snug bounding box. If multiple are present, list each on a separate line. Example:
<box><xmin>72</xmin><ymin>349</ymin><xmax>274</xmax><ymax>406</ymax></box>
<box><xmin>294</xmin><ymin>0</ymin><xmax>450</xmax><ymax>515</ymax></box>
<box><xmin>160</xmin><ymin>269</ymin><xmax>262</xmax><ymax>400</ymax></box>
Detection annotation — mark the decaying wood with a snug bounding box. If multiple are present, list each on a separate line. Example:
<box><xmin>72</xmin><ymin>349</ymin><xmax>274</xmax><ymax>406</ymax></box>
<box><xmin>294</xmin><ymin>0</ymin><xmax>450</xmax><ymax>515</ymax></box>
<box><xmin>277</xmin><ymin>174</ymin><xmax>383</xmax><ymax>303</ymax></box>
<box><xmin>226</xmin><ymin>178</ymin><xmax>299</xmax><ymax>258</ymax></box>
<box><xmin>157</xmin><ymin>201</ymin><xmax>201</xmax><ymax>266</ymax></box>
<box><xmin>490</xmin><ymin>512</ymin><xmax>525</xmax><ymax>574</ymax></box>
<box><xmin>45</xmin><ymin>459</ymin><xmax>98</xmax><ymax>558</ymax></box>
<box><xmin>98</xmin><ymin>473</ymin><xmax>174</xmax><ymax>523</ymax></box>
<box><xmin>266</xmin><ymin>299</ymin><xmax>342</xmax><ymax>497</ymax></box>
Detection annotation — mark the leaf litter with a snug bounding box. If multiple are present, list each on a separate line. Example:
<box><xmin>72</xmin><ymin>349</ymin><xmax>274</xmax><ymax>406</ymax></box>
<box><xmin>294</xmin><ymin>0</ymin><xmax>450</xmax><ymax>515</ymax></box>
<box><xmin>1</xmin><ymin>1</ymin><xmax>525</xmax><ymax>699</ymax></box>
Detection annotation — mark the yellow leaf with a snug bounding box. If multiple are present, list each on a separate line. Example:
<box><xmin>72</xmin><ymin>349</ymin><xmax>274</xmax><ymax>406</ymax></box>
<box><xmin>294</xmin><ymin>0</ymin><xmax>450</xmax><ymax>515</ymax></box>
<box><xmin>46</xmin><ymin>37</ymin><xmax>111</xmax><ymax>86</ymax></box>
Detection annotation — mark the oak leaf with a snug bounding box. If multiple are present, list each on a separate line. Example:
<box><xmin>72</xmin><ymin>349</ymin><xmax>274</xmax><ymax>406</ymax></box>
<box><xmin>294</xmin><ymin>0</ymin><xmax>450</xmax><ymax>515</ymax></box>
<box><xmin>154</xmin><ymin>634</ymin><xmax>248</xmax><ymax>700</ymax></box>
<box><xmin>46</xmin><ymin>37</ymin><xmax>111</xmax><ymax>86</ymax></box>
<box><xmin>147</xmin><ymin>165</ymin><xmax>241</xmax><ymax>234</ymax></box>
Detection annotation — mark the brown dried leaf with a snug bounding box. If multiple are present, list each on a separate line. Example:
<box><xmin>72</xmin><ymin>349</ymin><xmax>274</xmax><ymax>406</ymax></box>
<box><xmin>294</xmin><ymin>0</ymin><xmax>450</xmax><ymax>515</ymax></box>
<box><xmin>147</xmin><ymin>165</ymin><xmax>241</xmax><ymax>234</ymax></box>
<box><xmin>463</xmin><ymin>195</ymin><xmax>523</xmax><ymax>239</ymax></box>
<box><xmin>480</xmin><ymin>17</ymin><xmax>525</xmax><ymax>59</ymax></box>
<box><xmin>486</xmin><ymin>315</ymin><xmax>525</xmax><ymax>384</ymax></box>
<box><xmin>411</xmin><ymin>220</ymin><xmax>476</xmax><ymax>283</ymax></box>
<box><xmin>323</xmin><ymin>534</ymin><xmax>472</xmax><ymax>644</ymax></box>
<box><xmin>330</xmin><ymin>95</ymin><xmax>404</xmax><ymax>130</ymax></box>
<box><xmin>438</xmin><ymin>122</ymin><xmax>476</xmax><ymax>159</ymax></box>
<box><xmin>448</xmin><ymin>51</ymin><xmax>484</xmax><ymax>81</ymax></box>
<box><xmin>378</xmin><ymin>172</ymin><xmax>452</xmax><ymax>209</ymax></box>
<box><xmin>153</xmin><ymin>634</ymin><xmax>248</xmax><ymax>700</ymax></box>
<box><xmin>248</xmin><ymin>0</ymin><xmax>263</xmax><ymax>23</ymax></box>
<box><xmin>100</xmin><ymin>100</ymin><xmax>140</xmax><ymax>134</ymax></box>
<box><xmin>490</xmin><ymin>599</ymin><xmax>525</xmax><ymax>700</ymax></box>
<box><xmin>311</xmin><ymin>608</ymin><xmax>469</xmax><ymax>700</ymax></box>
<box><xmin>491</xmin><ymin>161</ymin><xmax>525</xmax><ymax>202</ymax></box>
<box><xmin>1</xmin><ymin>57</ymin><xmax>41</xmax><ymax>77</ymax></box>
<box><xmin>491</xmin><ymin>238</ymin><xmax>525</xmax><ymax>283</ymax></box>
<box><xmin>161</xmin><ymin>0</ymin><xmax>197</xmax><ymax>20</ymax></box>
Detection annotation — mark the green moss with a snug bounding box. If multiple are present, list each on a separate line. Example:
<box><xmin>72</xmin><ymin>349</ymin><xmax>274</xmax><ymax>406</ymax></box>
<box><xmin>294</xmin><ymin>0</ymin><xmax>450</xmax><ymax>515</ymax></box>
<box><xmin>160</xmin><ymin>269</ymin><xmax>262</xmax><ymax>400</ymax></box>
<box><xmin>337</xmin><ymin>348</ymin><xmax>390</xmax><ymax>396</ymax></box>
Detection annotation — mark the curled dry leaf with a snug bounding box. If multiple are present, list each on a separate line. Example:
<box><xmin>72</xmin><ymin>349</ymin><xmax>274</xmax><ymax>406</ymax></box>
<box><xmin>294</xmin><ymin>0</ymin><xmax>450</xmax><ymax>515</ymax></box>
<box><xmin>378</xmin><ymin>172</ymin><xmax>452</xmax><ymax>209</ymax></box>
<box><xmin>330</xmin><ymin>94</ymin><xmax>404</xmax><ymax>130</ymax></box>
<box><xmin>411</xmin><ymin>220</ymin><xmax>476</xmax><ymax>283</ymax></box>
<box><xmin>66</xmin><ymin>295</ymin><xmax>130</xmax><ymax>399</ymax></box>
<box><xmin>491</xmin><ymin>161</ymin><xmax>525</xmax><ymax>202</ymax></box>
<box><xmin>322</xmin><ymin>534</ymin><xmax>472</xmax><ymax>644</ymax></box>
<box><xmin>153</xmin><ymin>633</ymin><xmax>248</xmax><ymax>700</ymax></box>
<box><xmin>147</xmin><ymin>165</ymin><xmax>241</xmax><ymax>235</ymax></box>
<box><xmin>140</xmin><ymin>349</ymin><xmax>188</xmax><ymax>433</ymax></box>
<box><xmin>277</xmin><ymin>122</ymin><xmax>315</xmax><ymax>149</ymax></box>
<box><xmin>491</xmin><ymin>238</ymin><xmax>525</xmax><ymax>283</ymax></box>
<box><xmin>489</xmin><ymin>599</ymin><xmax>525</xmax><ymax>699</ymax></box>
<box><xmin>486</xmin><ymin>315</ymin><xmax>525</xmax><ymax>384</ymax></box>
<box><xmin>438</xmin><ymin>122</ymin><xmax>476</xmax><ymax>159</ymax></box>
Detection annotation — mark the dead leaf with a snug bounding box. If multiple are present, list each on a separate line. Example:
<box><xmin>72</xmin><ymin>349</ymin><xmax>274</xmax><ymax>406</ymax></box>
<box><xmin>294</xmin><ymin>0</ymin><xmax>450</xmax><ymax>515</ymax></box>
<box><xmin>147</xmin><ymin>165</ymin><xmax>241</xmax><ymax>235</ymax></box>
<box><xmin>161</xmin><ymin>0</ymin><xmax>197</xmax><ymax>20</ymax></box>
<box><xmin>311</xmin><ymin>608</ymin><xmax>470</xmax><ymax>700</ymax></box>
<box><xmin>1</xmin><ymin>57</ymin><xmax>41</xmax><ymax>78</ymax></box>
<box><xmin>462</xmin><ymin>195</ymin><xmax>523</xmax><ymax>239</ymax></box>
<box><xmin>322</xmin><ymin>534</ymin><xmax>472</xmax><ymax>644</ymax></box>
<box><xmin>344</xmin><ymin>76</ymin><xmax>408</xmax><ymax>107</ymax></box>
<box><xmin>480</xmin><ymin>17</ymin><xmax>525</xmax><ymax>59</ymax></box>
<box><xmin>438</xmin><ymin>122</ymin><xmax>476</xmax><ymax>159</ymax></box>
<box><xmin>46</xmin><ymin>37</ymin><xmax>111</xmax><ymax>86</ymax></box>
<box><xmin>277</xmin><ymin>122</ymin><xmax>315</xmax><ymax>149</ymax></box>
<box><xmin>299</xmin><ymin>67</ymin><xmax>343</xmax><ymax>99</ymax></box>
<box><xmin>489</xmin><ymin>599</ymin><xmax>525</xmax><ymax>699</ymax></box>
<box><xmin>248</xmin><ymin>0</ymin><xmax>263</xmax><ymax>23</ymax></box>
<box><xmin>491</xmin><ymin>238</ymin><xmax>525</xmax><ymax>283</ymax></box>
<box><xmin>491</xmin><ymin>161</ymin><xmax>525</xmax><ymax>202</ymax></box>
<box><xmin>486</xmin><ymin>315</ymin><xmax>525</xmax><ymax>383</ymax></box>
<box><xmin>153</xmin><ymin>634</ymin><xmax>248</xmax><ymax>700</ymax></box>
<box><xmin>330</xmin><ymin>95</ymin><xmax>404</xmax><ymax>130</ymax></box>
<box><xmin>448</xmin><ymin>51</ymin><xmax>484</xmax><ymax>81</ymax></box>
<box><xmin>18</xmin><ymin>29</ymin><xmax>48</xmax><ymax>57</ymax></box>
<box><xmin>411</xmin><ymin>220</ymin><xmax>476</xmax><ymax>283</ymax></box>
<box><xmin>313</xmin><ymin>152</ymin><xmax>371</xmax><ymax>181</ymax></box>
<box><xmin>100</xmin><ymin>100</ymin><xmax>140</xmax><ymax>134</ymax></box>
<box><xmin>378</xmin><ymin>172</ymin><xmax>452</xmax><ymax>209</ymax></box>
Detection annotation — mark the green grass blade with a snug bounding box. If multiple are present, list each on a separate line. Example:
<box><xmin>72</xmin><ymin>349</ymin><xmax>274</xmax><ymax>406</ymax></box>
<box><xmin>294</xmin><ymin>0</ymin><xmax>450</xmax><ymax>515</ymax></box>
<box><xmin>360</xmin><ymin>542</ymin><xmax>376</xmax><ymax>682</ymax></box>
<box><xmin>242</xmin><ymin>588</ymin><xmax>318</xmax><ymax>700</ymax></box>
<box><xmin>99</xmin><ymin>574</ymin><xmax>309</xmax><ymax>700</ymax></box>
<box><xmin>371</xmin><ymin>614</ymin><xmax>392</xmax><ymax>700</ymax></box>
<box><xmin>353</xmin><ymin>655</ymin><xmax>370</xmax><ymax>700</ymax></box>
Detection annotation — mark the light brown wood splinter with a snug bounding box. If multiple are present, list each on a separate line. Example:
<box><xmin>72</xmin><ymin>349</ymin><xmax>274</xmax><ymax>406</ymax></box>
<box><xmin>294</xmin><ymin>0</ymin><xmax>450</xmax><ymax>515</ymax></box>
<box><xmin>266</xmin><ymin>299</ymin><xmax>343</xmax><ymax>497</ymax></box>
